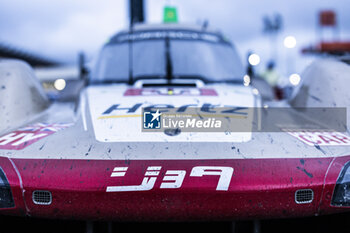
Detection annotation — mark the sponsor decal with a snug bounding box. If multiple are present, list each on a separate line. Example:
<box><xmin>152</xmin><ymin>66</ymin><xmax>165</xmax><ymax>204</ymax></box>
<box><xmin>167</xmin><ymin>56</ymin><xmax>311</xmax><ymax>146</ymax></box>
<box><xmin>124</xmin><ymin>88</ymin><xmax>218</xmax><ymax>96</ymax></box>
<box><xmin>99</xmin><ymin>103</ymin><xmax>247</xmax><ymax>119</ymax></box>
<box><xmin>0</xmin><ymin>123</ymin><xmax>72</xmax><ymax>150</ymax></box>
<box><xmin>87</xmin><ymin>87</ymin><xmax>254</xmax><ymax>142</ymax></box>
<box><xmin>106</xmin><ymin>166</ymin><xmax>233</xmax><ymax>192</ymax></box>
<box><xmin>286</xmin><ymin>130</ymin><xmax>350</xmax><ymax>146</ymax></box>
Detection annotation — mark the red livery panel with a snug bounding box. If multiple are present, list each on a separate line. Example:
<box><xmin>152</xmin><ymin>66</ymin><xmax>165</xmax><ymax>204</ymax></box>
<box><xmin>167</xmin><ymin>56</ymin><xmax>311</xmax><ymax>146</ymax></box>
<box><xmin>0</xmin><ymin>156</ymin><xmax>347</xmax><ymax>220</ymax></box>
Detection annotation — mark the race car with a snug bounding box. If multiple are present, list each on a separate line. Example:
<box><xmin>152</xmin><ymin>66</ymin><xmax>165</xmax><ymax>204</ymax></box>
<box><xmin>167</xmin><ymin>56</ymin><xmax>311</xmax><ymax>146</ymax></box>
<box><xmin>0</xmin><ymin>24</ymin><xmax>350</xmax><ymax>221</ymax></box>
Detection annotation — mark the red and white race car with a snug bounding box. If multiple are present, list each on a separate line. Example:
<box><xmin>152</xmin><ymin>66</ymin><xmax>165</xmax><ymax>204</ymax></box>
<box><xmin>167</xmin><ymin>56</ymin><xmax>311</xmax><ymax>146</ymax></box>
<box><xmin>0</xmin><ymin>24</ymin><xmax>350</xmax><ymax>221</ymax></box>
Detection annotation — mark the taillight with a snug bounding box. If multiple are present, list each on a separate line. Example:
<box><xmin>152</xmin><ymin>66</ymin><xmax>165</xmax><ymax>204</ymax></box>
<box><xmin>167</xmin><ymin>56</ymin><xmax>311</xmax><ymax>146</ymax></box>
<box><xmin>0</xmin><ymin>167</ymin><xmax>14</xmax><ymax>208</ymax></box>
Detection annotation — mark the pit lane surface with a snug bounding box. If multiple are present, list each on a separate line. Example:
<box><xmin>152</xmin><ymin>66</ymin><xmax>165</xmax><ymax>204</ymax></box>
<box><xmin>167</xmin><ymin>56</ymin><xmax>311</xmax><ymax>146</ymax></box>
<box><xmin>1</xmin><ymin>213</ymin><xmax>350</xmax><ymax>233</ymax></box>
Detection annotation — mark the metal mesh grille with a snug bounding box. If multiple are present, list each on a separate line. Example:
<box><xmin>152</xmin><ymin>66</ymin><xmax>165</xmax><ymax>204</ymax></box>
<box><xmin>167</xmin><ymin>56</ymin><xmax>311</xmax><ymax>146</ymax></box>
<box><xmin>32</xmin><ymin>190</ymin><xmax>52</xmax><ymax>205</ymax></box>
<box><xmin>295</xmin><ymin>189</ymin><xmax>314</xmax><ymax>204</ymax></box>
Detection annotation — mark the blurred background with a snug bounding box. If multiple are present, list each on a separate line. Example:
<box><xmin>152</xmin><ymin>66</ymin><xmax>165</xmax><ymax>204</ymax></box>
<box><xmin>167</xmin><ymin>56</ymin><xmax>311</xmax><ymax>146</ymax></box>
<box><xmin>1</xmin><ymin>0</ymin><xmax>350</xmax><ymax>98</ymax></box>
<box><xmin>1</xmin><ymin>0</ymin><xmax>349</xmax><ymax>76</ymax></box>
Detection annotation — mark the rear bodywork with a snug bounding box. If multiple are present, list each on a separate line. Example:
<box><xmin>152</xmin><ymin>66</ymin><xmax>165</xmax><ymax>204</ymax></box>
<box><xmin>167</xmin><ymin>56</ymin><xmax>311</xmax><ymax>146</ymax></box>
<box><xmin>1</xmin><ymin>25</ymin><xmax>350</xmax><ymax>221</ymax></box>
<box><xmin>1</xmin><ymin>82</ymin><xmax>350</xmax><ymax>221</ymax></box>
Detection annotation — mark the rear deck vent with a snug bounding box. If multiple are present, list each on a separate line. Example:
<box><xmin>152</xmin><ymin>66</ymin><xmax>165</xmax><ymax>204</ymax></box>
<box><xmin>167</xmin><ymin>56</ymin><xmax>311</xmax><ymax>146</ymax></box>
<box><xmin>32</xmin><ymin>190</ymin><xmax>52</xmax><ymax>205</ymax></box>
<box><xmin>295</xmin><ymin>189</ymin><xmax>314</xmax><ymax>204</ymax></box>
